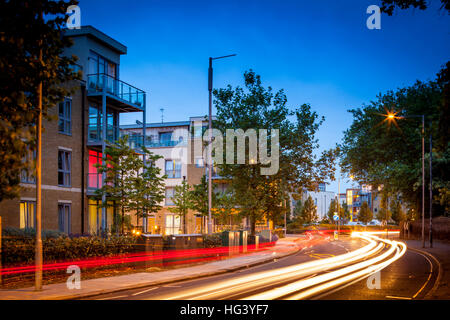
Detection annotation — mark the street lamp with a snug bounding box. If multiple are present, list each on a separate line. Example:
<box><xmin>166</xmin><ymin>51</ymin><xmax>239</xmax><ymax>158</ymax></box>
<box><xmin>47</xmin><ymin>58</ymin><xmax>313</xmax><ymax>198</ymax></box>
<box><xmin>207</xmin><ymin>54</ymin><xmax>237</xmax><ymax>235</ymax></box>
<box><xmin>385</xmin><ymin>112</ymin><xmax>428</xmax><ymax>248</ymax></box>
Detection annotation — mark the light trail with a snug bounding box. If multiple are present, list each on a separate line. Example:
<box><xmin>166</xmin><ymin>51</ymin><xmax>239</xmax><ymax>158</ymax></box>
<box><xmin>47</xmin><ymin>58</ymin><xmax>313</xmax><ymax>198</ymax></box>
<box><xmin>155</xmin><ymin>231</ymin><xmax>405</xmax><ymax>300</ymax></box>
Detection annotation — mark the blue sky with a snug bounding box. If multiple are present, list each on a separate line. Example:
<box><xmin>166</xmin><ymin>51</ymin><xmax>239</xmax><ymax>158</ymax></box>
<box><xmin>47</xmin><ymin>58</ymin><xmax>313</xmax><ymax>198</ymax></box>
<box><xmin>78</xmin><ymin>0</ymin><xmax>450</xmax><ymax>193</ymax></box>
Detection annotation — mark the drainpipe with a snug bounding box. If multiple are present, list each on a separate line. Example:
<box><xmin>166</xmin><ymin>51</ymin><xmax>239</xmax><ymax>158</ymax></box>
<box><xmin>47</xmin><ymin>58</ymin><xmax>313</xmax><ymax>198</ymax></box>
<box><xmin>81</xmin><ymin>84</ymin><xmax>86</xmax><ymax>234</ymax></box>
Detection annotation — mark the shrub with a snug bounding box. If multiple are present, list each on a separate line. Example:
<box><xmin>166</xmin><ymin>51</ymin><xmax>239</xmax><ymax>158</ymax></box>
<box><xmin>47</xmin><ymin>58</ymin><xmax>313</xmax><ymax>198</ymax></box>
<box><xmin>203</xmin><ymin>233</ymin><xmax>223</xmax><ymax>248</ymax></box>
<box><xmin>1</xmin><ymin>234</ymin><xmax>137</xmax><ymax>266</ymax></box>
<box><xmin>2</xmin><ymin>227</ymin><xmax>67</xmax><ymax>239</ymax></box>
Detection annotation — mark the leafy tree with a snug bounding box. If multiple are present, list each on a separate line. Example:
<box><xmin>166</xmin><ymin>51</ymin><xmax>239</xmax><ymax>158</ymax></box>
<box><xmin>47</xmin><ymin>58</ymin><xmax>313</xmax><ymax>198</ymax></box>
<box><xmin>189</xmin><ymin>175</ymin><xmax>218</xmax><ymax>233</ymax></box>
<box><xmin>0</xmin><ymin>0</ymin><xmax>80</xmax><ymax>201</ymax></box>
<box><xmin>214</xmin><ymin>70</ymin><xmax>338</xmax><ymax>235</ymax></box>
<box><xmin>215</xmin><ymin>190</ymin><xmax>238</xmax><ymax>229</ymax></box>
<box><xmin>95</xmin><ymin>137</ymin><xmax>142</xmax><ymax>234</ymax></box>
<box><xmin>327</xmin><ymin>199</ymin><xmax>350</xmax><ymax>222</ymax></box>
<box><xmin>339</xmin><ymin>73</ymin><xmax>448</xmax><ymax>217</ymax></box>
<box><xmin>298</xmin><ymin>196</ymin><xmax>318</xmax><ymax>224</ymax></box>
<box><xmin>376</xmin><ymin>192</ymin><xmax>392</xmax><ymax>224</ymax></box>
<box><xmin>358</xmin><ymin>202</ymin><xmax>373</xmax><ymax>224</ymax></box>
<box><xmin>131</xmin><ymin>148</ymin><xmax>166</xmax><ymax>230</ymax></box>
<box><xmin>293</xmin><ymin>200</ymin><xmax>303</xmax><ymax>218</ymax></box>
<box><xmin>169</xmin><ymin>179</ymin><xmax>192</xmax><ymax>234</ymax></box>
<box><xmin>380</xmin><ymin>0</ymin><xmax>450</xmax><ymax>16</ymax></box>
<box><xmin>391</xmin><ymin>197</ymin><xmax>407</xmax><ymax>224</ymax></box>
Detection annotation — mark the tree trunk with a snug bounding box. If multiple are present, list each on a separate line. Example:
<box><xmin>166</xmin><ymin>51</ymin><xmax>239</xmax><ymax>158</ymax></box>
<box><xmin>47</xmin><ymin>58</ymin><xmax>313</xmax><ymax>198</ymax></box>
<box><xmin>121</xmin><ymin>206</ymin><xmax>125</xmax><ymax>235</ymax></box>
<box><xmin>250</xmin><ymin>214</ymin><xmax>256</xmax><ymax>236</ymax></box>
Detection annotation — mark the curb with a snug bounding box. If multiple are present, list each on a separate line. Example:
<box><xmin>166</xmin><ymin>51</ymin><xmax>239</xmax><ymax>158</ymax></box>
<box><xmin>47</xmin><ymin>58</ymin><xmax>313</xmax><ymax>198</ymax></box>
<box><xmin>37</xmin><ymin>243</ymin><xmax>301</xmax><ymax>300</ymax></box>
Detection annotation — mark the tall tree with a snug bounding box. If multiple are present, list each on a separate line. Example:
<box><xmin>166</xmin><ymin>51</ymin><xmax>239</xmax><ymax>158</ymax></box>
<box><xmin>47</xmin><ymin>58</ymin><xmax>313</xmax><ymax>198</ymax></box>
<box><xmin>0</xmin><ymin>0</ymin><xmax>80</xmax><ymax>201</ymax></box>
<box><xmin>131</xmin><ymin>148</ymin><xmax>166</xmax><ymax>230</ymax></box>
<box><xmin>189</xmin><ymin>175</ymin><xmax>218</xmax><ymax>233</ymax></box>
<box><xmin>339</xmin><ymin>75</ymin><xmax>448</xmax><ymax>217</ymax></box>
<box><xmin>96</xmin><ymin>137</ymin><xmax>142</xmax><ymax>234</ymax></box>
<box><xmin>390</xmin><ymin>197</ymin><xmax>407</xmax><ymax>224</ymax></box>
<box><xmin>169</xmin><ymin>179</ymin><xmax>192</xmax><ymax>234</ymax></box>
<box><xmin>358</xmin><ymin>202</ymin><xmax>373</xmax><ymax>224</ymax></box>
<box><xmin>214</xmin><ymin>70</ymin><xmax>338</xmax><ymax>235</ymax></box>
<box><xmin>298</xmin><ymin>196</ymin><xmax>318</xmax><ymax>224</ymax></box>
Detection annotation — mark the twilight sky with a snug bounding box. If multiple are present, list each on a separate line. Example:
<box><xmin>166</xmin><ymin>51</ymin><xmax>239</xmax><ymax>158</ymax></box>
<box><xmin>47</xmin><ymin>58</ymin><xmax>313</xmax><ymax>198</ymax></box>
<box><xmin>78</xmin><ymin>0</ymin><xmax>450</xmax><ymax>193</ymax></box>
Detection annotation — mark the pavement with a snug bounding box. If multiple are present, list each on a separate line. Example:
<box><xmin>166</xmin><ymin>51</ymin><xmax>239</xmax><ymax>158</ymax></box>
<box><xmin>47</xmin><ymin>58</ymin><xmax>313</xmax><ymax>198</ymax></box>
<box><xmin>0</xmin><ymin>237</ymin><xmax>302</xmax><ymax>300</ymax></box>
<box><xmin>403</xmin><ymin>239</ymin><xmax>450</xmax><ymax>300</ymax></box>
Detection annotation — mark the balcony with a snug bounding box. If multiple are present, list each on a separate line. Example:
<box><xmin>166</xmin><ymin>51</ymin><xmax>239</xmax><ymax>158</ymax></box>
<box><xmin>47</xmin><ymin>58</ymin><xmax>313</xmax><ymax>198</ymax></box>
<box><xmin>88</xmin><ymin>124</ymin><xmax>120</xmax><ymax>146</ymax></box>
<box><xmin>87</xmin><ymin>73</ymin><xmax>145</xmax><ymax>112</ymax></box>
<box><xmin>87</xmin><ymin>173</ymin><xmax>102</xmax><ymax>193</ymax></box>
<box><xmin>125</xmin><ymin>134</ymin><xmax>187</xmax><ymax>149</ymax></box>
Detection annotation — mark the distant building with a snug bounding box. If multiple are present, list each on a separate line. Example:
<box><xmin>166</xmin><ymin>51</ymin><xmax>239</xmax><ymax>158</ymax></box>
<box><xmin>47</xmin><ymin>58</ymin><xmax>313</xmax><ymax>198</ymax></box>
<box><xmin>302</xmin><ymin>183</ymin><xmax>335</xmax><ymax>221</ymax></box>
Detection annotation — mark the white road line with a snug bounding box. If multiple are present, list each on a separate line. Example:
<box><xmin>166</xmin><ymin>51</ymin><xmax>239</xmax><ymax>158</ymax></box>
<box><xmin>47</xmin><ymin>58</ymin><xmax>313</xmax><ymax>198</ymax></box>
<box><xmin>410</xmin><ymin>250</ymin><xmax>433</xmax><ymax>299</ymax></box>
<box><xmin>97</xmin><ymin>295</ymin><xmax>128</xmax><ymax>300</ymax></box>
<box><xmin>386</xmin><ymin>295</ymin><xmax>412</xmax><ymax>300</ymax></box>
<box><xmin>131</xmin><ymin>287</ymin><xmax>160</xmax><ymax>296</ymax></box>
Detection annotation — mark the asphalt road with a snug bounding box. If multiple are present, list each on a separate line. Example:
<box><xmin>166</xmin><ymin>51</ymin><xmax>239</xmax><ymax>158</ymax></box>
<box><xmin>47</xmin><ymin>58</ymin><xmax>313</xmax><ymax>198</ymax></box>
<box><xmin>83</xmin><ymin>235</ymin><xmax>439</xmax><ymax>300</ymax></box>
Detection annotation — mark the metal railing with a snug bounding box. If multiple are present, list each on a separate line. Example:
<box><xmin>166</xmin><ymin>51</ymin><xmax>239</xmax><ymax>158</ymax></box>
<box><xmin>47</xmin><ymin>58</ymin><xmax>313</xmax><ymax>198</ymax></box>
<box><xmin>123</xmin><ymin>133</ymin><xmax>187</xmax><ymax>149</ymax></box>
<box><xmin>88</xmin><ymin>124</ymin><xmax>120</xmax><ymax>143</ymax></box>
<box><xmin>87</xmin><ymin>73</ymin><xmax>145</xmax><ymax>108</ymax></box>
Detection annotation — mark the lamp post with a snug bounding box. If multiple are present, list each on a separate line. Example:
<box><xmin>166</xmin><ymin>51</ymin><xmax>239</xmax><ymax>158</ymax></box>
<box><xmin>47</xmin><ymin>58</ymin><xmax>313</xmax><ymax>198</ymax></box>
<box><xmin>386</xmin><ymin>113</ymin><xmax>426</xmax><ymax>248</ymax></box>
<box><xmin>207</xmin><ymin>54</ymin><xmax>236</xmax><ymax>235</ymax></box>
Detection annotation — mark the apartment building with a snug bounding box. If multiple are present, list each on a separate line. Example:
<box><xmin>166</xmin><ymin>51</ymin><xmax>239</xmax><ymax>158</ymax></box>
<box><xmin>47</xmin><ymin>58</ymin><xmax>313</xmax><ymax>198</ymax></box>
<box><xmin>120</xmin><ymin>116</ymin><xmax>231</xmax><ymax>235</ymax></box>
<box><xmin>0</xmin><ymin>26</ymin><xmax>146</xmax><ymax>235</ymax></box>
<box><xmin>302</xmin><ymin>183</ymin><xmax>336</xmax><ymax>220</ymax></box>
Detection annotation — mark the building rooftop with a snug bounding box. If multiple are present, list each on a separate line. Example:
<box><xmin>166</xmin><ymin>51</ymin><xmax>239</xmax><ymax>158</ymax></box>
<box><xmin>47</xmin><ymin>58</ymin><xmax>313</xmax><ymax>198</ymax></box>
<box><xmin>120</xmin><ymin>121</ymin><xmax>191</xmax><ymax>130</ymax></box>
<box><xmin>63</xmin><ymin>25</ymin><xmax>127</xmax><ymax>55</ymax></box>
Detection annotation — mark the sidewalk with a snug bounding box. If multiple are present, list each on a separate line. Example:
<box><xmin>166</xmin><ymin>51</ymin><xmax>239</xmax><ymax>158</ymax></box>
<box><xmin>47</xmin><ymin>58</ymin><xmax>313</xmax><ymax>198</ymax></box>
<box><xmin>404</xmin><ymin>239</ymin><xmax>450</xmax><ymax>300</ymax></box>
<box><xmin>0</xmin><ymin>237</ymin><xmax>301</xmax><ymax>300</ymax></box>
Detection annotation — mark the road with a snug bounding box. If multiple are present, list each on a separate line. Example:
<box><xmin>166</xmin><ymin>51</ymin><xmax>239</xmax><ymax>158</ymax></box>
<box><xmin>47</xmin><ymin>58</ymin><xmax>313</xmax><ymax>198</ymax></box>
<box><xmin>84</xmin><ymin>232</ymin><xmax>439</xmax><ymax>300</ymax></box>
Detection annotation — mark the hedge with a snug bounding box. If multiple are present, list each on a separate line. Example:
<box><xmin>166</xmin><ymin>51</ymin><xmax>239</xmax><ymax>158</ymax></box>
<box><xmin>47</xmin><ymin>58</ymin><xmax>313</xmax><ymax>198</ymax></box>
<box><xmin>1</xmin><ymin>231</ymin><xmax>137</xmax><ymax>266</ymax></box>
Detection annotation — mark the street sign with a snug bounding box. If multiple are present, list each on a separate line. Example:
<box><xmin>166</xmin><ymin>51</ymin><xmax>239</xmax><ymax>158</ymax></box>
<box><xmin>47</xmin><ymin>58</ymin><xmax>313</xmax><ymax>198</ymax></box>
<box><xmin>333</xmin><ymin>215</ymin><xmax>339</xmax><ymax>221</ymax></box>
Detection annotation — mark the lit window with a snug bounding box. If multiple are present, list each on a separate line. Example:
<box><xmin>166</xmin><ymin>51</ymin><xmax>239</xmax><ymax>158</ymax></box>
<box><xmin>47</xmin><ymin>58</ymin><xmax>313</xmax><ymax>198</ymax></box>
<box><xmin>165</xmin><ymin>188</ymin><xmax>175</xmax><ymax>206</ymax></box>
<box><xmin>165</xmin><ymin>160</ymin><xmax>181</xmax><ymax>178</ymax></box>
<box><xmin>20</xmin><ymin>201</ymin><xmax>35</xmax><ymax>229</ymax></box>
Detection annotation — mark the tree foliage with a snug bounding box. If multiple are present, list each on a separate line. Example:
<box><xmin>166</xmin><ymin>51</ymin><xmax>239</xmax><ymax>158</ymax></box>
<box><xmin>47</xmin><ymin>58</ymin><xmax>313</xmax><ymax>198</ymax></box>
<box><xmin>358</xmin><ymin>202</ymin><xmax>373</xmax><ymax>224</ymax></box>
<box><xmin>339</xmin><ymin>69</ymin><xmax>449</xmax><ymax>217</ymax></box>
<box><xmin>297</xmin><ymin>196</ymin><xmax>318</xmax><ymax>224</ymax></box>
<box><xmin>169</xmin><ymin>179</ymin><xmax>192</xmax><ymax>234</ymax></box>
<box><xmin>213</xmin><ymin>70</ymin><xmax>338</xmax><ymax>235</ymax></box>
<box><xmin>0</xmin><ymin>0</ymin><xmax>80</xmax><ymax>201</ymax></box>
<box><xmin>380</xmin><ymin>0</ymin><xmax>450</xmax><ymax>15</ymax></box>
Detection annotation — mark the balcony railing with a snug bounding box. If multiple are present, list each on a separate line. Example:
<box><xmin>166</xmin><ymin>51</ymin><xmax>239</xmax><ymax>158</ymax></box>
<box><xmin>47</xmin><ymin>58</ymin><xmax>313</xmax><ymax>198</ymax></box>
<box><xmin>124</xmin><ymin>133</ymin><xmax>187</xmax><ymax>149</ymax></box>
<box><xmin>87</xmin><ymin>73</ymin><xmax>145</xmax><ymax>109</ymax></box>
<box><xmin>88</xmin><ymin>125</ymin><xmax>120</xmax><ymax>144</ymax></box>
<box><xmin>87</xmin><ymin>173</ymin><xmax>102</xmax><ymax>191</ymax></box>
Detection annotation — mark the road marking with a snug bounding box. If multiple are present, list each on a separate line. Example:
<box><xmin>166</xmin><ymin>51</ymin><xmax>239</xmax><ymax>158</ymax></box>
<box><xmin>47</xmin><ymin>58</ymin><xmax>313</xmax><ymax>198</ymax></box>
<box><xmin>386</xmin><ymin>295</ymin><xmax>412</xmax><ymax>300</ymax></box>
<box><xmin>97</xmin><ymin>295</ymin><xmax>128</xmax><ymax>300</ymax></box>
<box><xmin>410</xmin><ymin>250</ymin><xmax>433</xmax><ymax>299</ymax></box>
<box><xmin>131</xmin><ymin>287</ymin><xmax>159</xmax><ymax>296</ymax></box>
<box><xmin>163</xmin><ymin>284</ymin><xmax>181</xmax><ymax>288</ymax></box>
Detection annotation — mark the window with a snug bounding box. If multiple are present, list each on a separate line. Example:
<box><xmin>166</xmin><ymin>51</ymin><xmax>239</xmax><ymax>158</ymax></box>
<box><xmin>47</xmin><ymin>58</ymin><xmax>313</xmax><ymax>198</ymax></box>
<box><xmin>165</xmin><ymin>188</ymin><xmax>175</xmax><ymax>206</ymax></box>
<box><xmin>159</xmin><ymin>132</ymin><xmax>173</xmax><ymax>142</ymax></box>
<box><xmin>58</xmin><ymin>150</ymin><xmax>71</xmax><ymax>187</ymax></box>
<box><xmin>165</xmin><ymin>214</ymin><xmax>181</xmax><ymax>235</ymax></box>
<box><xmin>21</xmin><ymin>148</ymin><xmax>36</xmax><ymax>184</ymax></box>
<box><xmin>58</xmin><ymin>98</ymin><xmax>72</xmax><ymax>135</ymax></box>
<box><xmin>88</xmin><ymin>150</ymin><xmax>102</xmax><ymax>190</ymax></box>
<box><xmin>20</xmin><ymin>201</ymin><xmax>35</xmax><ymax>229</ymax></box>
<box><xmin>58</xmin><ymin>203</ymin><xmax>71</xmax><ymax>234</ymax></box>
<box><xmin>165</xmin><ymin>160</ymin><xmax>181</xmax><ymax>178</ymax></box>
<box><xmin>195</xmin><ymin>157</ymin><xmax>204</xmax><ymax>168</ymax></box>
<box><xmin>88</xmin><ymin>199</ymin><xmax>114</xmax><ymax>235</ymax></box>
